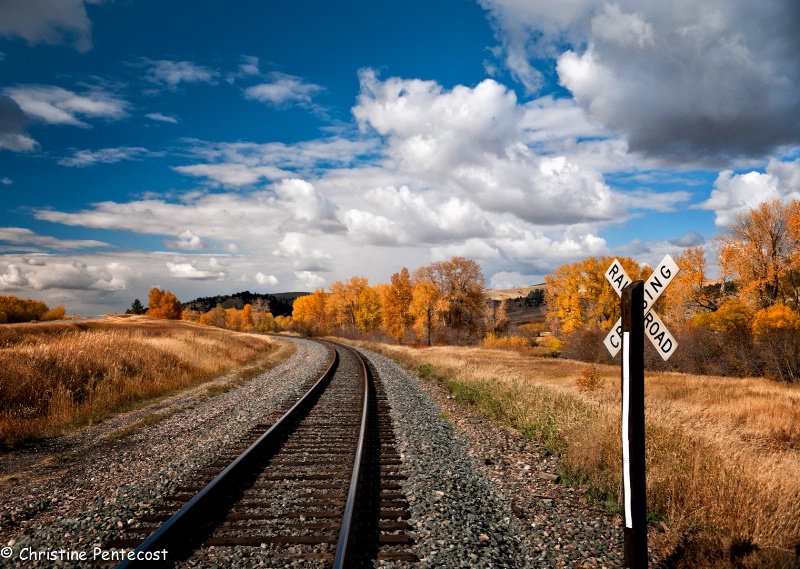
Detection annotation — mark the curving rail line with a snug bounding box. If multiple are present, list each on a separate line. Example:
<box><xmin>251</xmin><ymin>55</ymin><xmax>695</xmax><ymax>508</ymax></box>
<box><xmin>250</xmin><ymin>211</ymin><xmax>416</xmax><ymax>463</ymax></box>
<box><xmin>110</xmin><ymin>340</ymin><xmax>413</xmax><ymax>568</ymax></box>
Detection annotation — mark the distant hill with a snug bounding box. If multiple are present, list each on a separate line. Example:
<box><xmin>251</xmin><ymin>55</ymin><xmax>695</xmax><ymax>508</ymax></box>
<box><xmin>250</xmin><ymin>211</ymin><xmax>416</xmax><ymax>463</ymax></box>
<box><xmin>484</xmin><ymin>284</ymin><xmax>546</xmax><ymax>325</ymax></box>
<box><xmin>183</xmin><ymin>291</ymin><xmax>309</xmax><ymax>317</ymax></box>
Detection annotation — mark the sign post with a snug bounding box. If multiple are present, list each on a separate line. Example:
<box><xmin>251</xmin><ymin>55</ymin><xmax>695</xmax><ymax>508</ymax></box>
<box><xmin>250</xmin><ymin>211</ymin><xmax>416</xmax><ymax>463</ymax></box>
<box><xmin>621</xmin><ymin>281</ymin><xmax>647</xmax><ymax>568</ymax></box>
<box><xmin>604</xmin><ymin>255</ymin><xmax>680</xmax><ymax>568</ymax></box>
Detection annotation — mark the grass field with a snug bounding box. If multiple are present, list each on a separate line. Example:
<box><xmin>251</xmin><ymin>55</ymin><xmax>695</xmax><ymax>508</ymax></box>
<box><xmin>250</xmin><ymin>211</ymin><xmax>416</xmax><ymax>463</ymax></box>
<box><xmin>360</xmin><ymin>342</ymin><xmax>800</xmax><ymax>567</ymax></box>
<box><xmin>0</xmin><ymin>316</ymin><xmax>292</xmax><ymax>448</ymax></box>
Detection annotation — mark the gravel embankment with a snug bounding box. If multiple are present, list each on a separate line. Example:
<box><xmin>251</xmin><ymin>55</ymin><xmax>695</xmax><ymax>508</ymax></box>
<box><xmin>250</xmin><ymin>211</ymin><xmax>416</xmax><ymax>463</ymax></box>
<box><xmin>0</xmin><ymin>338</ymin><xmax>328</xmax><ymax>569</ymax></box>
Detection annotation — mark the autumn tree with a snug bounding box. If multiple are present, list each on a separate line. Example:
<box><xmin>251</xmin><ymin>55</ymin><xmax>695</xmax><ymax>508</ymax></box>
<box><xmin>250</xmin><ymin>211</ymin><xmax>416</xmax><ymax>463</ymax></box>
<box><xmin>292</xmin><ymin>289</ymin><xmax>329</xmax><ymax>335</ymax></box>
<box><xmin>355</xmin><ymin>285</ymin><xmax>382</xmax><ymax>332</ymax></box>
<box><xmin>327</xmin><ymin>276</ymin><xmax>370</xmax><ymax>331</ymax></box>
<box><xmin>199</xmin><ymin>304</ymin><xmax>226</xmax><ymax>328</ymax></box>
<box><xmin>716</xmin><ymin>199</ymin><xmax>800</xmax><ymax>309</ymax></box>
<box><xmin>225</xmin><ymin>307</ymin><xmax>243</xmax><ymax>330</ymax></box>
<box><xmin>378</xmin><ymin>268</ymin><xmax>414</xmax><ymax>342</ymax></box>
<box><xmin>410</xmin><ymin>280</ymin><xmax>449</xmax><ymax>346</ymax></box>
<box><xmin>0</xmin><ymin>295</ymin><xmax>51</xmax><ymax>323</ymax></box>
<box><xmin>241</xmin><ymin>304</ymin><xmax>255</xmax><ymax>330</ymax></box>
<box><xmin>414</xmin><ymin>256</ymin><xmax>485</xmax><ymax>340</ymax></box>
<box><xmin>665</xmin><ymin>246</ymin><xmax>727</xmax><ymax>324</ymax></box>
<box><xmin>544</xmin><ymin>256</ymin><xmax>647</xmax><ymax>335</ymax></box>
<box><xmin>752</xmin><ymin>304</ymin><xmax>800</xmax><ymax>381</ymax></box>
<box><xmin>250</xmin><ymin>298</ymin><xmax>276</xmax><ymax>332</ymax></box>
<box><xmin>147</xmin><ymin>288</ymin><xmax>182</xmax><ymax>320</ymax></box>
<box><xmin>42</xmin><ymin>305</ymin><xmax>66</xmax><ymax>321</ymax></box>
<box><xmin>181</xmin><ymin>306</ymin><xmax>201</xmax><ymax>322</ymax></box>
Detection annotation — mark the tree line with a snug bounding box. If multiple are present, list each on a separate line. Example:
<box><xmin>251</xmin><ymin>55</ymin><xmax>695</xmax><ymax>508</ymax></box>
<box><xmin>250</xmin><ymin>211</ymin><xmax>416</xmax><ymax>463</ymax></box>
<box><xmin>545</xmin><ymin>199</ymin><xmax>800</xmax><ymax>381</ymax></box>
<box><xmin>292</xmin><ymin>256</ymin><xmax>500</xmax><ymax>345</ymax></box>
<box><xmin>138</xmin><ymin>256</ymin><xmax>501</xmax><ymax>344</ymax></box>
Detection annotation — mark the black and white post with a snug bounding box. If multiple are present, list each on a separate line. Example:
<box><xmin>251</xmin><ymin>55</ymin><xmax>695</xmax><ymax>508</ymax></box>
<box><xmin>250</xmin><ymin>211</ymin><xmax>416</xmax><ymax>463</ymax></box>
<box><xmin>621</xmin><ymin>281</ymin><xmax>647</xmax><ymax>568</ymax></box>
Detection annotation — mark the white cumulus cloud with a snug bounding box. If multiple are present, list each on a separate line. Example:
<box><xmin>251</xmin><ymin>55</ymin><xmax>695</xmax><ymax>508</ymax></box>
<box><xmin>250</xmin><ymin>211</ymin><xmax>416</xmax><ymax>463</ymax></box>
<box><xmin>255</xmin><ymin>272</ymin><xmax>278</xmax><ymax>286</ymax></box>
<box><xmin>700</xmin><ymin>158</ymin><xmax>800</xmax><ymax>227</ymax></box>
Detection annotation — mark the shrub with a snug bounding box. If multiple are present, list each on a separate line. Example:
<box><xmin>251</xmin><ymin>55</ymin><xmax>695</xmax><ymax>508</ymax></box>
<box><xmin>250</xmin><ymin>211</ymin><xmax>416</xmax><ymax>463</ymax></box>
<box><xmin>576</xmin><ymin>364</ymin><xmax>604</xmax><ymax>392</ymax></box>
<box><xmin>560</xmin><ymin>327</ymin><xmax>614</xmax><ymax>363</ymax></box>
<box><xmin>544</xmin><ymin>337</ymin><xmax>564</xmax><ymax>357</ymax></box>
<box><xmin>42</xmin><ymin>306</ymin><xmax>66</xmax><ymax>321</ymax></box>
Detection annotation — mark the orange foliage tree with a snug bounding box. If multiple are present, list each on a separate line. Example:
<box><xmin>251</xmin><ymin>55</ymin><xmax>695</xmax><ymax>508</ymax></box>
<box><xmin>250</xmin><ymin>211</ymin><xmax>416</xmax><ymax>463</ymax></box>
<box><xmin>147</xmin><ymin>288</ymin><xmax>182</xmax><ymax>320</ymax></box>
<box><xmin>292</xmin><ymin>289</ymin><xmax>330</xmax><ymax>335</ymax></box>
<box><xmin>666</xmin><ymin>246</ymin><xmax>721</xmax><ymax>324</ymax></box>
<box><xmin>0</xmin><ymin>295</ymin><xmax>64</xmax><ymax>323</ymax></box>
<box><xmin>378</xmin><ymin>268</ymin><xmax>414</xmax><ymax>343</ymax></box>
<box><xmin>716</xmin><ymin>199</ymin><xmax>800</xmax><ymax>309</ymax></box>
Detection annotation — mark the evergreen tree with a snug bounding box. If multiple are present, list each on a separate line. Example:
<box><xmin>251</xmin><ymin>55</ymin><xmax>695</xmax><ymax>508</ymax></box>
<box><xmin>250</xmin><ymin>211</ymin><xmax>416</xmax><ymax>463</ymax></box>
<box><xmin>126</xmin><ymin>298</ymin><xmax>146</xmax><ymax>315</ymax></box>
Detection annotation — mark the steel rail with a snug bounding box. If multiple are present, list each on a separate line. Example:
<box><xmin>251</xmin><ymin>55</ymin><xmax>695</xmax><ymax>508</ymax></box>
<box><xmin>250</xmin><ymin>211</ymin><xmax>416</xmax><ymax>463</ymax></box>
<box><xmin>332</xmin><ymin>343</ymin><xmax>370</xmax><ymax>569</ymax></box>
<box><xmin>115</xmin><ymin>345</ymin><xmax>339</xmax><ymax>569</ymax></box>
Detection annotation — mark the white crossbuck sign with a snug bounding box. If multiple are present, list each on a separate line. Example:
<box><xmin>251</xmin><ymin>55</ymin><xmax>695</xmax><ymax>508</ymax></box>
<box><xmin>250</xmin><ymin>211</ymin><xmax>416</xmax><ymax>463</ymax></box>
<box><xmin>603</xmin><ymin>255</ymin><xmax>680</xmax><ymax>361</ymax></box>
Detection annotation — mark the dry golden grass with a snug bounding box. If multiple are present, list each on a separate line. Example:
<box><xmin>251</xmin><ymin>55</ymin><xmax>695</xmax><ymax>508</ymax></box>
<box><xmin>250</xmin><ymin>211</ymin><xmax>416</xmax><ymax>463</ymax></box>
<box><xmin>0</xmin><ymin>316</ymin><xmax>292</xmax><ymax>448</ymax></box>
<box><xmin>361</xmin><ymin>342</ymin><xmax>800</xmax><ymax>564</ymax></box>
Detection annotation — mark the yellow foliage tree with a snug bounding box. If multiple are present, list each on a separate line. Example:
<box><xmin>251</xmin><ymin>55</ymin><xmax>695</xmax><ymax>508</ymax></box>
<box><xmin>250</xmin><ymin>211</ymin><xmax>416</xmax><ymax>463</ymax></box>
<box><xmin>693</xmin><ymin>299</ymin><xmax>753</xmax><ymax>334</ymax></box>
<box><xmin>292</xmin><ymin>289</ymin><xmax>329</xmax><ymax>335</ymax></box>
<box><xmin>752</xmin><ymin>303</ymin><xmax>800</xmax><ymax>381</ymax></box>
<box><xmin>250</xmin><ymin>298</ymin><xmax>275</xmax><ymax>332</ymax></box>
<box><xmin>199</xmin><ymin>304</ymin><xmax>226</xmax><ymax>328</ymax></box>
<box><xmin>42</xmin><ymin>305</ymin><xmax>66</xmax><ymax>321</ymax></box>
<box><xmin>752</xmin><ymin>304</ymin><xmax>800</xmax><ymax>339</ymax></box>
<box><xmin>224</xmin><ymin>307</ymin><xmax>243</xmax><ymax>330</ymax></box>
<box><xmin>0</xmin><ymin>295</ymin><xmax>51</xmax><ymax>323</ymax></box>
<box><xmin>355</xmin><ymin>285</ymin><xmax>382</xmax><ymax>332</ymax></box>
<box><xmin>274</xmin><ymin>314</ymin><xmax>293</xmax><ymax>331</ymax></box>
<box><xmin>147</xmin><ymin>288</ymin><xmax>182</xmax><ymax>320</ymax></box>
<box><xmin>327</xmin><ymin>276</ymin><xmax>369</xmax><ymax>331</ymax></box>
<box><xmin>544</xmin><ymin>256</ymin><xmax>647</xmax><ymax>335</ymax></box>
<box><xmin>484</xmin><ymin>298</ymin><xmax>509</xmax><ymax>336</ymax></box>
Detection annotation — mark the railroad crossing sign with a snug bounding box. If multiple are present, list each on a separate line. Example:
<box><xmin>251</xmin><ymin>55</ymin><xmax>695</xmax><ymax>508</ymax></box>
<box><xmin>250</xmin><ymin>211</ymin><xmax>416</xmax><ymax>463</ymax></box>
<box><xmin>603</xmin><ymin>255</ymin><xmax>680</xmax><ymax>360</ymax></box>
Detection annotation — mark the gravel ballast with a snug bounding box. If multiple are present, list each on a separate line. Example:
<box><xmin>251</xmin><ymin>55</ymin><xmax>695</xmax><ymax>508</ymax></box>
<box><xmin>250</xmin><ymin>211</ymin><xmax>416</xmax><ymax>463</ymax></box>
<box><xmin>1</xmin><ymin>338</ymin><xmax>640</xmax><ymax>568</ymax></box>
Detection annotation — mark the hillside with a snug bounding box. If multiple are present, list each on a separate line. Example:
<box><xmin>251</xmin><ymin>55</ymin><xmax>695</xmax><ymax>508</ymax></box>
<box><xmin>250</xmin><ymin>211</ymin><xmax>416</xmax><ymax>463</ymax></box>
<box><xmin>485</xmin><ymin>284</ymin><xmax>546</xmax><ymax>324</ymax></box>
<box><xmin>183</xmin><ymin>291</ymin><xmax>309</xmax><ymax>317</ymax></box>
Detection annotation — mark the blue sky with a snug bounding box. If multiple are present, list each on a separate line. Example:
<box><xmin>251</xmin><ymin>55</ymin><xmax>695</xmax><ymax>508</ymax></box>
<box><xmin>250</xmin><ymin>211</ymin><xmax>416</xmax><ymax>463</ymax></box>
<box><xmin>1</xmin><ymin>0</ymin><xmax>800</xmax><ymax>314</ymax></box>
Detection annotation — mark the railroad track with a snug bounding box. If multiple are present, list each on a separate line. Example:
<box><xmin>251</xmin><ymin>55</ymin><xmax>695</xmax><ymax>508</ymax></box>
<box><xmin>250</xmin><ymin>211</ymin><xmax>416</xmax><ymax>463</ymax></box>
<box><xmin>106</xmin><ymin>341</ymin><xmax>415</xmax><ymax>568</ymax></box>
